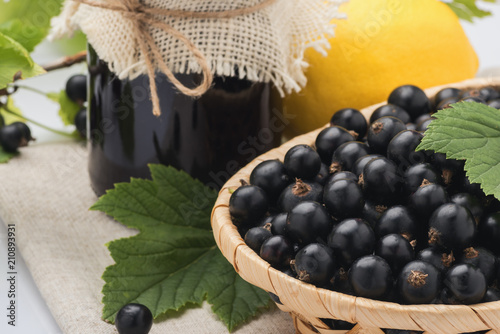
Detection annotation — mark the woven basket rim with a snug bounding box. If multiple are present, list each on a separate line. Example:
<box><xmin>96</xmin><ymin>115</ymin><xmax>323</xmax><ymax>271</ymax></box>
<box><xmin>211</xmin><ymin>77</ymin><xmax>500</xmax><ymax>333</ymax></box>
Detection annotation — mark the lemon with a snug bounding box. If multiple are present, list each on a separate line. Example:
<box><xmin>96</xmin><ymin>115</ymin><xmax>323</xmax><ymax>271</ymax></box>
<box><xmin>284</xmin><ymin>0</ymin><xmax>479</xmax><ymax>136</ymax></box>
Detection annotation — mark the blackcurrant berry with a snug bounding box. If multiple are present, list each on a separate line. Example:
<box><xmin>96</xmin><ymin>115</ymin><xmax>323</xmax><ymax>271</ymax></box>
<box><xmin>245</xmin><ymin>227</ymin><xmax>273</xmax><ymax>253</ymax></box>
<box><xmin>229</xmin><ymin>185</ymin><xmax>269</xmax><ymax>227</ymax></box>
<box><xmin>482</xmin><ymin>287</ymin><xmax>500</xmax><ymax>303</ymax></box>
<box><xmin>428</xmin><ymin>203</ymin><xmax>476</xmax><ymax>251</ymax></box>
<box><xmin>328</xmin><ymin>171</ymin><xmax>358</xmax><ymax>184</ymax></box>
<box><xmin>387</xmin><ymin>130</ymin><xmax>428</xmax><ymax>170</ymax></box>
<box><xmin>362</xmin><ymin>201</ymin><xmax>387</xmax><ymax>229</ymax></box>
<box><xmin>270</xmin><ymin>212</ymin><xmax>287</xmax><ymax>236</ymax></box>
<box><xmin>294</xmin><ymin>243</ymin><xmax>336</xmax><ymax>286</ymax></box>
<box><xmin>115</xmin><ymin>303</ymin><xmax>153</xmax><ymax>334</ymax></box>
<box><xmin>323</xmin><ymin>179</ymin><xmax>364</xmax><ymax>219</ymax></box>
<box><xmin>375</xmin><ymin>205</ymin><xmax>417</xmax><ymax>240</ymax></box>
<box><xmin>74</xmin><ymin>108</ymin><xmax>87</xmax><ymax>138</ymax></box>
<box><xmin>434</xmin><ymin>87</ymin><xmax>462</xmax><ymax>107</ymax></box>
<box><xmin>461</xmin><ymin>88</ymin><xmax>484</xmax><ymax>100</ymax></box>
<box><xmin>352</xmin><ymin>154</ymin><xmax>383</xmax><ymax>177</ymax></box>
<box><xmin>417</xmin><ymin>247</ymin><xmax>455</xmax><ymax>273</ymax></box>
<box><xmin>403</xmin><ymin>163</ymin><xmax>441</xmax><ymax>196</ymax></box>
<box><xmin>284</xmin><ymin>145</ymin><xmax>321</xmax><ymax>180</ymax></box>
<box><xmin>451</xmin><ymin>193</ymin><xmax>483</xmax><ymax>223</ymax></box>
<box><xmin>460</xmin><ymin>247</ymin><xmax>497</xmax><ymax>284</ymax></box>
<box><xmin>376</xmin><ymin>234</ymin><xmax>415</xmax><ymax>275</ymax></box>
<box><xmin>260</xmin><ymin>235</ymin><xmax>293</xmax><ymax>268</ymax></box>
<box><xmin>367</xmin><ymin>116</ymin><xmax>406</xmax><ymax>155</ymax></box>
<box><xmin>329</xmin><ymin>267</ymin><xmax>353</xmax><ymax>295</ymax></box>
<box><xmin>429</xmin><ymin>153</ymin><xmax>464</xmax><ymax>186</ymax></box>
<box><xmin>406</xmin><ymin>123</ymin><xmax>417</xmax><ymax>131</ymax></box>
<box><xmin>414</xmin><ymin>114</ymin><xmax>433</xmax><ymax>126</ymax></box>
<box><xmin>444</xmin><ymin>264</ymin><xmax>486</xmax><ymax>304</ymax></box>
<box><xmin>488</xmin><ymin>99</ymin><xmax>500</xmax><ymax>109</ymax></box>
<box><xmin>460</xmin><ymin>96</ymin><xmax>487</xmax><ymax>104</ymax></box>
<box><xmin>328</xmin><ymin>218</ymin><xmax>375</xmax><ymax>266</ymax></box>
<box><xmin>415</xmin><ymin>118</ymin><xmax>433</xmax><ymax>132</ymax></box>
<box><xmin>435</xmin><ymin>97</ymin><xmax>460</xmax><ymax>111</ymax></box>
<box><xmin>478</xmin><ymin>213</ymin><xmax>500</xmax><ymax>255</ymax></box>
<box><xmin>0</xmin><ymin>122</ymin><xmax>35</xmax><ymax>153</ymax></box>
<box><xmin>461</xmin><ymin>175</ymin><xmax>484</xmax><ymax>198</ymax></box>
<box><xmin>286</xmin><ymin>201</ymin><xmax>333</xmax><ymax>245</ymax></box>
<box><xmin>397</xmin><ymin>261</ymin><xmax>441</xmax><ymax>304</ymax></box>
<box><xmin>66</xmin><ymin>74</ymin><xmax>87</xmax><ymax>104</ymax></box>
<box><xmin>348</xmin><ymin>255</ymin><xmax>392</xmax><ymax>300</ymax></box>
<box><xmin>370</xmin><ymin>104</ymin><xmax>411</xmax><ymax>124</ymax></box>
<box><xmin>278</xmin><ymin>179</ymin><xmax>322</xmax><ymax>212</ymax></box>
<box><xmin>330</xmin><ymin>141</ymin><xmax>370</xmax><ymax>173</ymax></box>
<box><xmin>479</xmin><ymin>86</ymin><xmax>500</xmax><ymax>101</ymax></box>
<box><xmin>330</xmin><ymin>108</ymin><xmax>368</xmax><ymax>139</ymax></box>
<box><xmin>315</xmin><ymin>126</ymin><xmax>355</xmax><ymax>163</ymax></box>
<box><xmin>408</xmin><ymin>182</ymin><xmax>449</xmax><ymax>222</ymax></box>
<box><xmin>361</xmin><ymin>157</ymin><xmax>402</xmax><ymax>204</ymax></box>
<box><xmin>314</xmin><ymin>163</ymin><xmax>330</xmax><ymax>186</ymax></box>
<box><xmin>250</xmin><ymin>160</ymin><xmax>290</xmax><ymax>202</ymax></box>
<box><xmin>388</xmin><ymin>85</ymin><xmax>431</xmax><ymax>120</ymax></box>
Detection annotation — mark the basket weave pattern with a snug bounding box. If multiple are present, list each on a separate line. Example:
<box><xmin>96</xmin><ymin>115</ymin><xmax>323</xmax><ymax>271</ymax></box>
<box><xmin>211</xmin><ymin>77</ymin><xmax>500</xmax><ymax>334</ymax></box>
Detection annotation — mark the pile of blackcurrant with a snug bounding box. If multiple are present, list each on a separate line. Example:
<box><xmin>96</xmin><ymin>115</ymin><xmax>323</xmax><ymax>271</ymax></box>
<box><xmin>229</xmin><ymin>84</ymin><xmax>500</xmax><ymax>333</ymax></box>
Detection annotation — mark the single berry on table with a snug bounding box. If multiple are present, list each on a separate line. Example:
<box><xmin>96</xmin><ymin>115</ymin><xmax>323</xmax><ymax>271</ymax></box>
<box><xmin>115</xmin><ymin>303</ymin><xmax>153</xmax><ymax>334</ymax></box>
<box><xmin>0</xmin><ymin>122</ymin><xmax>35</xmax><ymax>153</ymax></box>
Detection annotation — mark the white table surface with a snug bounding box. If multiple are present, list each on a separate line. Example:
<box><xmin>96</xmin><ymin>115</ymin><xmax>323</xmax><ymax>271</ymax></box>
<box><xmin>1</xmin><ymin>4</ymin><xmax>500</xmax><ymax>333</ymax></box>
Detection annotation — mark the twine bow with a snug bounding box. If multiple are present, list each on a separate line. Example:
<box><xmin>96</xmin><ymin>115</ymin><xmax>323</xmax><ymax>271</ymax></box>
<box><xmin>72</xmin><ymin>0</ymin><xmax>278</xmax><ymax>116</ymax></box>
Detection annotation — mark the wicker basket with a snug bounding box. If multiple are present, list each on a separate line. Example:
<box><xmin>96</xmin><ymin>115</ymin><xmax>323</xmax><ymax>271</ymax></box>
<box><xmin>211</xmin><ymin>77</ymin><xmax>500</xmax><ymax>334</ymax></box>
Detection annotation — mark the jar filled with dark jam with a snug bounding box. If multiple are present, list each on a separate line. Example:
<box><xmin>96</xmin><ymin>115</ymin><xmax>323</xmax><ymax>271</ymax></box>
<box><xmin>87</xmin><ymin>46</ymin><xmax>283</xmax><ymax>196</ymax></box>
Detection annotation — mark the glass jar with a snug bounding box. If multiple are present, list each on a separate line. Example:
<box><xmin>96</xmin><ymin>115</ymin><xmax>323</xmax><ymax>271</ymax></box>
<box><xmin>87</xmin><ymin>45</ymin><xmax>283</xmax><ymax>196</ymax></box>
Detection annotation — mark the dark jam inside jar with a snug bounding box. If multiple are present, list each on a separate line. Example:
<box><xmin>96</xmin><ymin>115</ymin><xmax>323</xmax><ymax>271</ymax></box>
<box><xmin>87</xmin><ymin>46</ymin><xmax>283</xmax><ymax>196</ymax></box>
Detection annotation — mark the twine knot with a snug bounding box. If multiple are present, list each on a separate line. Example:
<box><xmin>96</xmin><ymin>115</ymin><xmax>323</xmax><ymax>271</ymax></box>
<box><xmin>72</xmin><ymin>0</ymin><xmax>277</xmax><ymax>116</ymax></box>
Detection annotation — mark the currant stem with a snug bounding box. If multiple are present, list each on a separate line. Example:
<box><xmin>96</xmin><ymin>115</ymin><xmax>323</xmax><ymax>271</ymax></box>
<box><xmin>13</xmin><ymin>85</ymin><xmax>47</xmax><ymax>97</ymax></box>
<box><xmin>1</xmin><ymin>106</ymin><xmax>74</xmax><ymax>138</ymax></box>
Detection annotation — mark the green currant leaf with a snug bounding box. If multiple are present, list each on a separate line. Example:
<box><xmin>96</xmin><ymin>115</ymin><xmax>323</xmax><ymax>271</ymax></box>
<box><xmin>0</xmin><ymin>148</ymin><xmax>17</xmax><ymax>163</ymax></box>
<box><xmin>416</xmin><ymin>102</ymin><xmax>500</xmax><ymax>199</ymax></box>
<box><xmin>91</xmin><ymin>165</ymin><xmax>271</xmax><ymax>331</ymax></box>
<box><xmin>47</xmin><ymin>90</ymin><xmax>81</xmax><ymax>126</ymax></box>
<box><xmin>0</xmin><ymin>19</ymin><xmax>46</xmax><ymax>53</ymax></box>
<box><xmin>445</xmin><ymin>0</ymin><xmax>494</xmax><ymax>22</ymax></box>
<box><xmin>0</xmin><ymin>0</ymin><xmax>63</xmax><ymax>44</ymax></box>
<box><xmin>0</xmin><ymin>33</ymin><xmax>45</xmax><ymax>89</ymax></box>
